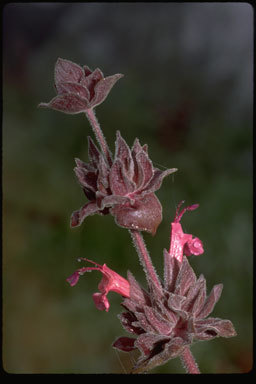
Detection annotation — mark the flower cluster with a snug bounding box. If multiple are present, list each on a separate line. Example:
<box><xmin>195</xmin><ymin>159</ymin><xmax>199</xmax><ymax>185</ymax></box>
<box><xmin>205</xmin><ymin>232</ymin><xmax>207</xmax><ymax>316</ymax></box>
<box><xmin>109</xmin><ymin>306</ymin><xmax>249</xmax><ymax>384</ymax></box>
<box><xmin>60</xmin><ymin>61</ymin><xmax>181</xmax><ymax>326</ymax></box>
<box><xmin>67</xmin><ymin>203</ymin><xmax>236</xmax><ymax>373</ymax></box>
<box><xmin>39</xmin><ymin>58</ymin><xmax>123</xmax><ymax>114</ymax></box>
<box><xmin>70</xmin><ymin>131</ymin><xmax>177</xmax><ymax>235</ymax></box>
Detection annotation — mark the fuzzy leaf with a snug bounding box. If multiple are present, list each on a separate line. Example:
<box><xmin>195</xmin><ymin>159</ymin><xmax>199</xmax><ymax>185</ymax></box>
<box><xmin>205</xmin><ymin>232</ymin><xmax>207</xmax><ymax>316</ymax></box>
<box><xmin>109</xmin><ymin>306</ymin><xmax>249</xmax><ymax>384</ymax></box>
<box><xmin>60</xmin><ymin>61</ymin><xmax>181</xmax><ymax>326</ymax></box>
<box><xmin>101</xmin><ymin>195</ymin><xmax>131</xmax><ymax>209</ymax></box>
<box><xmin>54</xmin><ymin>58</ymin><xmax>84</xmax><ymax>90</ymax></box>
<box><xmin>88</xmin><ymin>137</ymin><xmax>101</xmax><ymax>168</ymax></box>
<box><xmin>132</xmin><ymin>336</ymin><xmax>183</xmax><ymax>373</ymax></box>
<box><xmin>111</xmin><ymin>193</ymin><xmax>162</xmax><ymax>235</ymax></box>
<box><xmin>89</xmin><ymin>74</ymin><xmax>123</xmax><ymax>108</ymax></box>
<box><xmin>194</xmin><ymin>317</ymin><xmax>237</xmax><ymax>340</ymax></box>
<box><xmin>127</xmin><ymin>271</ymin><xmax>151</xmax><ymax>305</ymax></box>
<box><xmin>39</xmin><ymin>93</ymin><xmax>89</xmax><ymax>114</ymax></box>
<box><xmin>182</xmin><ymin>274</ymin><xmax>206</xmax><ymax>313</ymax></box>
<box><xmin>144</xmin><ymin>306</ymin><xmax>172</xmax><ymax>335</ymax></box>
<box><xmin>70</xmin><ymin>202</ymin><xmax>99</xmax><ymax>227</ymax></box>
<box><xmin>112</xmin><ymin>336</ymin><xmax>136</xmax><ymax>352</ymax></box>
<box><xmin>74</xmin><ymin>167</ymin><xmax>97</xmax><ymax>192</ymax></box>
<box><xmin>56</xmin><ymin>81</ymin><xmax>90</xmax><ymax>100</ymax></box>
<box><xmin>81</xmin><ymin>68</ymin><xmax>104</xmax><ymax>100</ymax></box>
<box><xmin>196</xmin><ymin>284</ymin><xmax>223</xmax><ymax>319</ymax></box>
<box><xmin>135</xmin><ymin>151</ymin><xmax>154</xmax><ymax>190</ymax></box>
<box><xmin>135</xmin><ymin>333</ymin><xmax>169</xmax><ymax>357</ymax></box>
<box><xmin>109</xmin><ymin>158</ymin><xmax>135</xmax><ymax>196</ymax></box>
<box><xmin>118</xmin><ymin>311</ymin><xmax>144</xmax><ymax>335</ymax></box>
<box><xmin>97</xmin><ymin>154</ymin><xmax>110</xmax><ymax>193</ymax></box>
<box><xmin>115</xmin><ymin>131</ymin><xmax>134</xmax><ymax>179</ymax></box>
<box><xmin>141</xmin><ymin>168</ymin><xmax>178</xmax><ymax>196</ymax></box>
<box><xmin>174</xmin><ymin>256</ymin><xmax>197</xmax><ymax>296</ymax></box>
<box><xmin>163</xmin><ymin>249</ymin><xmax>181</xmax><ymax>292</ymax></box>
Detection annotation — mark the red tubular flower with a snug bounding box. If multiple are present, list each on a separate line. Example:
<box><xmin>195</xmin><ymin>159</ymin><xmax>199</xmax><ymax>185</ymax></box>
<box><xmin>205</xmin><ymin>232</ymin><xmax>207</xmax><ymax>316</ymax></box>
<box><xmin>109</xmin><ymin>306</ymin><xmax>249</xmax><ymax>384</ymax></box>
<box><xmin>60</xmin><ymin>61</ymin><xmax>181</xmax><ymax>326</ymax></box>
<box><xmin>38</xmin><ymin>58</ymin><xmax>123</xmax><ymax>114</ymax></box>
<box><xmin>66</xmin><ymin>258</ymin><xmax>130</xmax><ymax>312</ymax></box>
<box><xmin>168</xmin><ymin>201</ymin><xmax>204</xmax><ymax>263</ymax></box>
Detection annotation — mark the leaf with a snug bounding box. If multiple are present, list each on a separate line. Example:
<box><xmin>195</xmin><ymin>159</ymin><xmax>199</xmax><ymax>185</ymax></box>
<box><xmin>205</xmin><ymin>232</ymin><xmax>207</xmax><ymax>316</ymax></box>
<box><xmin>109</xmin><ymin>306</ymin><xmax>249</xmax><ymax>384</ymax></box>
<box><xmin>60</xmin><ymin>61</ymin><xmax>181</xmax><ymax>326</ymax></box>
<box><xmin>97</xmin><ymin>154</ymin><xmax>110</xmax><ymax>193</ymax></box>
<box><xmin>112</xmin><ymin>336</ymin><xmax>136</xmax><ymax>352</ymax></box>
<box><xmin>135</xmin><ymin>151</ymin><xmax>154</xmax><ymax>190</ymax></box>
<box><xmin>88</xmin><ymin>136</ymin><xmax>101</xmax><ymax>168</ymax></box>
<box><xmin>135</xmin><ymin>333</ymin><xmax>168</xmax><ymax>357</ymax></box>
<box><xmin>81</xmin><ymin>68</ymin><xmax>104</xmax><ymax>100</ymax></box>
<box><xmin>70</xmin><ymin>202</ymin><xmax>99</xmax><ymax>227</ymax></box>
<box><xmin>74</xmin><ymin>167</ymin><xmax>97</xmax><ymax>192</ymax></box>
<box><xmin>115</xmin><ymin>131</ymin><xmax>134</xmax><ymax>179</ymax></box>
<box><xmin>163</xmin><ymin>248</ymin><xmax>181</xmax><ymax>292</ymax></box>
<box><xmin>109</xmin><ymin>158</ymin><xmax>135</xmax><ymax>196</ymax></box>
<box><xmin>141</xmin><ymin>168</ymin><xmax>178</xmax><ymax>196</ymax></box>
<box><xmin>194</xmin><ymin>317</ymin><xmax>237</xmax><ymax>340</ymax></box>
<box><xmin>144</xmin><ymin>306</ymin><xmax>172</xmax><ymax>335</ymax></box>
<box><xmin>111</xmin><ymin>193</ymin><xmax>162</xmax><ymax>235</ymax></box>
<box><xmin>89</xmin><ymin>73</ymin><xmax>123</xmax><ymax>108</ymax></box>
<box><xmin>54</xmin><ymin>58</ymin><xmax>84</xmax><ymax>90</ymax></box>
<box><xmin>127</xmin><ymin>271</ymin><xmax>151</xmax><ymax>305</ymax></box>
<box><xmin>56</xmin><ymin>81</ymin><xmax>90</xmax><ymax>100</ymax></box>
<box><xmin>174</xmin><ymin>256</ymin><xmax>197</xmax><ymax>296</ymax></box>
<box><xmin>181</xmin><ymin>274</ymin><xmax>206</xmax><ymax>313</ymax></box>
<box><xmin>39</xmin><ymin>93</ymin><xmax>89</xmax><ymax>114</ymax></box>
<box><xmin>118</xmin><ymin>311</ymin><xmax>144</xmax><ymax>335</ymax></box>
<box><xmin>196</xmin><ymin>284</ymin><xmax>223</xmax><ymax>319</ymax></box>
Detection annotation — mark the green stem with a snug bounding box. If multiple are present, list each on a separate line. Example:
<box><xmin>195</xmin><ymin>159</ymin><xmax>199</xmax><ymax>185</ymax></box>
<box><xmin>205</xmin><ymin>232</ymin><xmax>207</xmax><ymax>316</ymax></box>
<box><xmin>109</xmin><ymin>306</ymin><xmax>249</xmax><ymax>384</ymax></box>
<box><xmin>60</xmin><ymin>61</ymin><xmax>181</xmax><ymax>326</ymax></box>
<box><xmin>130</xmin><ymin>230</ymin><xmax>162</xmax><ymax>292</ymax></box>
<box><xmin>85</xmin><ymin>108</ymin><xmax>112</xmax><ymax>166</ymax></box>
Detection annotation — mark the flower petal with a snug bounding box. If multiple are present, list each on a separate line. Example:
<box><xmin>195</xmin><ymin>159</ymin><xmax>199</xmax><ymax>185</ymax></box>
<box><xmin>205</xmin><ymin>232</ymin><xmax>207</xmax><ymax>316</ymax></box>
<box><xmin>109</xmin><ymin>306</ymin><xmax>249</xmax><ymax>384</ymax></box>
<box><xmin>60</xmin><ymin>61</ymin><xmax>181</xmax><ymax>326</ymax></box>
<box><xmin>111</xmin><ymin>193</ymin><xmax>162</xmax><ymax>235</ymax></box>
<box><xmin>89</xmin><ymin>73</ymin><xmax>124</xmax><ymax>108</ymax></box>
<box><xmin>39</xmin><ymin>93</ymin><xmax>89</xmax><ymax>114</ymax></box>
<box><xmin>92</xmin><ymin>292</ymin><xmax>110</xmax><ymax>311</ymax></box>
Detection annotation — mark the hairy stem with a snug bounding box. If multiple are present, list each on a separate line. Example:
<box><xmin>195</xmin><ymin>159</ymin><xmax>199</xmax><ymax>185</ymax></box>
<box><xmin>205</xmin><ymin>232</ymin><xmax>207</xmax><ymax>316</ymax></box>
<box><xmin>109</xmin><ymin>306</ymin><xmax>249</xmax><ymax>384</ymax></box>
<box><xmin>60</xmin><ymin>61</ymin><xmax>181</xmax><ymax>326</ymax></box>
<box><xmin>85</xmin><ymin>108</ymin><xmax>112</xmax><ymax>166</ymax></box>
<box><xmin>180</xmin><ymin>347</ymin><xmax>200</xmax><ymax>374</ymax></box>
<box><xmin>130</xmin><ymin>230</ymin><xmax>162</xmax><ymax>291</ymax></box>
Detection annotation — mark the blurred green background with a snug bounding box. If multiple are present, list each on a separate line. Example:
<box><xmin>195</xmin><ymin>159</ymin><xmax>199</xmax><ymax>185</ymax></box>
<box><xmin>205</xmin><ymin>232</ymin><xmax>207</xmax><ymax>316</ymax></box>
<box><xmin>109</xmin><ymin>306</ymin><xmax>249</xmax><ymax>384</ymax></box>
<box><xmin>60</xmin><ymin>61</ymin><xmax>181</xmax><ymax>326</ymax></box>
<box><xmin>3</xmin><ymin>3</ymin><xmax>253</xmax><ymax>374</ymax></box>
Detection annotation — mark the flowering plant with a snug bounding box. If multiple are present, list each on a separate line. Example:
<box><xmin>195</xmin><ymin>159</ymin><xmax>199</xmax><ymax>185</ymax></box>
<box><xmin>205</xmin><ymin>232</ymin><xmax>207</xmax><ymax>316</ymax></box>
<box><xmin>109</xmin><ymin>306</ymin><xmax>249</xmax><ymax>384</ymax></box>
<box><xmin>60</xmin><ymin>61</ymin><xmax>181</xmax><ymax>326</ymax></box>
<box><xmin>39</xmin><ymin>58</ymin><xmax>236</xmax><ymax>373</ymax></box>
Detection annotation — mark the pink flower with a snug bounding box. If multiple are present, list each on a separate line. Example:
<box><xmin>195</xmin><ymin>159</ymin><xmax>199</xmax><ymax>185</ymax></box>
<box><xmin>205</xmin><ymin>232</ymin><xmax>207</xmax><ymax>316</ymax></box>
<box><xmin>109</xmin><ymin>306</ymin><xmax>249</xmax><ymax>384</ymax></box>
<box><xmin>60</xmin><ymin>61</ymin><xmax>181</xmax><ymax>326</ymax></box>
<box><xmin>39</xmin><ymin>58</ymin><xmax>123</xmax><ymax>114</ymax></box>
<box><xmin>168</xmin><ymin>201</ymin><xmax>204</xmax><ymax>263</ymax></box>
<box><xmin>66</xmin><ymin>258</ymin><xmax>130</xmax><ymax>312</ymax></box>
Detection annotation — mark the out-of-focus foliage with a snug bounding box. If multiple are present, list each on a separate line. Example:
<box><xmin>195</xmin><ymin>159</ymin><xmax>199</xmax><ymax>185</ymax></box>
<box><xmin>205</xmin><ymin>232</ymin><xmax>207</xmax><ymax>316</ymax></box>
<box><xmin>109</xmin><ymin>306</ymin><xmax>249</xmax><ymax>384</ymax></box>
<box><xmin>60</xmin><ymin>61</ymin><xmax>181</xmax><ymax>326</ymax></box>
<box><xmin>3</xmin><ymin>3</ymin><xmax>253</xmax><ymax>373</ymax></box>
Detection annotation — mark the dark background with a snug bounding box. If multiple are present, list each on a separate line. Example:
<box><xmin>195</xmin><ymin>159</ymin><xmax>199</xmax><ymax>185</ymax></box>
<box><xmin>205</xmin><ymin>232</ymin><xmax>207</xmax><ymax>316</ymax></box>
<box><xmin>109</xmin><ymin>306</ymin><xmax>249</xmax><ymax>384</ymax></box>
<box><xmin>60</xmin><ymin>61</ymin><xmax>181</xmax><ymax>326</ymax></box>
<box><xmin>3</xmin><ymin>3</ymin><xmax>253</xmax><ymax>373</ymax></box>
